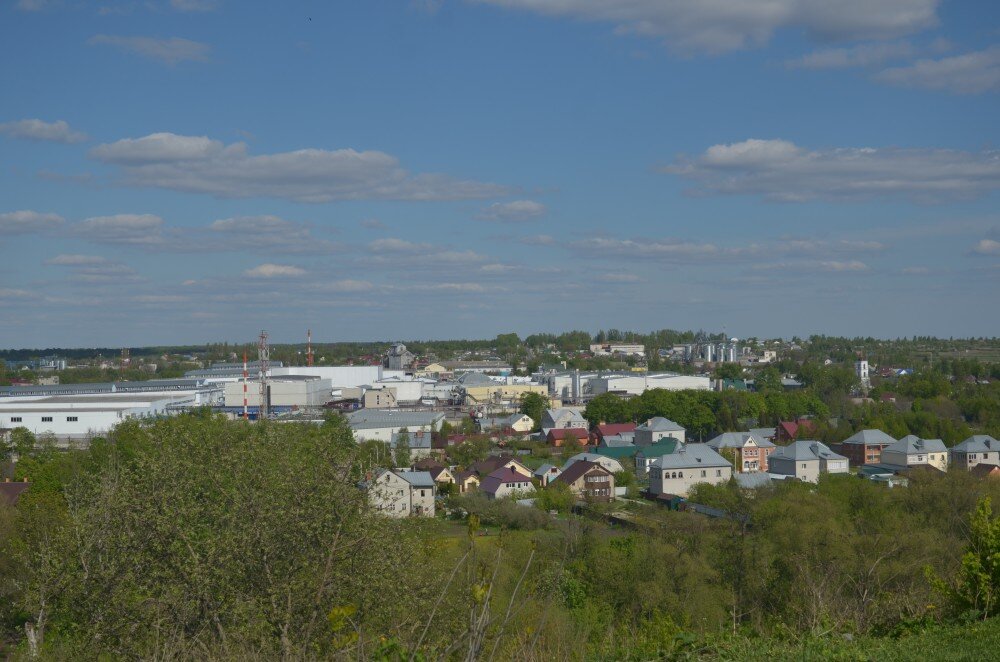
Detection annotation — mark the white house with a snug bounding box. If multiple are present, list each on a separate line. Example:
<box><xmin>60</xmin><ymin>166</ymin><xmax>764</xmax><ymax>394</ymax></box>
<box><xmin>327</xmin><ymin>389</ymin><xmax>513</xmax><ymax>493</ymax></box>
<box><xmin>480</xmin><ymin>467</ymin><xmax>536</xmax><ymax>500</ymax></box>
<box><xmin>648</xmin><ymin>444</ymin><xmax>732</xmax><ymax>497</ymax></box>
<box><xmin>561</xmin><ymin>452</ymin><xmax>624</xmax><ymax>475</ymax></box>
<box><xmin>950</xmin><ymin>435</ymin><xmax>1000</xmax><ymax>471</ymax></box>
<box><xmin>541</xmin><ymin>408</ymin><xmax>587</xmax><ymax>432</ymax></box>
<box><xmin>346</xmin><ymin>410</ymin><xmax>444</xmax><ymax>443</ymax></box>
<box><xmin>881</xmin><ymin>435</ymin><xmax>949</xmax><ymax>472</ymax></box>
<box><xmin>768</xmin><ymin>440</ymin><xmax>849</xmax><ymax>483</ymax></box>
<box><xmin>362</xmin><ymin>469</ymin><xmax>436</xmax><ymax>517</ymax></box>
<box><xmin>634</xmin><ymin>417</ymin><xmax>686</xmax><ymax>445</ymax></box>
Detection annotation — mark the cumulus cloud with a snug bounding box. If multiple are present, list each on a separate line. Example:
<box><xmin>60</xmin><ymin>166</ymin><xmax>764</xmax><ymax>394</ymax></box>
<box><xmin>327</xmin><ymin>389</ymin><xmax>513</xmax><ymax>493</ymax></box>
<box><xmin>44</xmin><ymin>254</ymin><xmax>108</xmax><ymax>266</ymax></box>
<box><xmin>663</xmin><ymin>138</ymin><xmax>1000</xmax><ymax>202</ymax></box>
<box><xmin>972</xmin><ymin>239</ymin><xmax>1000</xmax><ymax>255</ymax></box>
<box><xmin>243</xmin><ymin>263</ymin><xmax>306</xmax><ymax>278</ymax></box>
<box><xmin>0</xmin><ymin>210</ymin><xmax>64</xmax><ymax>235</ymax></box>
<box><xmin>876</xmin><ymin>47</ymin><xmax>1000</xmax><ymax>94</ymax></box>
<box><xmin>0</xmin><ymin>119</ymin><xmax>87</xmax><ymax>144</ymax></box>
<box><xmin>572</xmin><ymin>237</ymin><xmax>736</xmax><ymax>260</ymax></box>
<box><xmin>368</xmin><ymin>237</ymin><xmax>433</xmax><ymax>253</ymax></box>
<box><xmin>16</xmin><ymin>0</ymin><xmax>51</xmax><ymax>11</ymax></box>
<box><xmin>820</xmin><ymin>260</ymin><xmax>870</xmax><ymax>272</ymax></box>
<box><xmin>473</xmin><ymin>0</ymin><xmax>940</xmax><ymax>54</ymax></box>
<box><xmin>0</xmin><ymin>288</ymin><xmax>33</xmax><ymax>300</ymax></box>
<box><xmin>87</xmin><ymin>35</ymin><xmax>211</xmax><ymax>65</ymax></box>
<box><xmin>477</xmin><ymin>199</ymin><xmax>546</xmax><ymax>222</ymax></box>
<box><xmin>207</xmin><ymin>215</ymin><xmax>341</xmax><ymax>254</ymax></box>
<box><xmin>360</xmin><ymin>218</ymin><xmax>387</xmax><ymax>229</ymax></box>
<box><xmin>787</xmin><ymin>41</ymin><xmax>915</xmax><ymax>69</ymax></box>
<box><xmin>72</xmin><ymin>213</ymin><xmax>168</xmax><ymax>247</ymax></box>
<box><xmin>90</xmin><ymin>132</ymin><xmax>507</xmax><ymax>202</ymax></box>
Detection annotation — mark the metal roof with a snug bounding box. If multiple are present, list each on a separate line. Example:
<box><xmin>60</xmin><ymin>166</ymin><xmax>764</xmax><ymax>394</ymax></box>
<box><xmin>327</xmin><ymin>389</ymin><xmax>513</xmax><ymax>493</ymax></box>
<box><xmin>651</xmin><ymin>443</ymin><xmax>730</xmax><ymax>470</ymax></box>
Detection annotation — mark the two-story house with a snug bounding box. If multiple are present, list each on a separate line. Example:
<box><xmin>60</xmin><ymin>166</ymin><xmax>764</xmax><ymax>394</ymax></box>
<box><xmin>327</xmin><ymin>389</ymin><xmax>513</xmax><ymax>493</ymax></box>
<box><xmin>634</xmin><ymin>417</ymin><xmax>686</xmax><ymax>445</ymax></box>
<box><xmin>362</xmin><ymin>469</ymin><xmax>436</xmax><ymax>517</ymax></box>
<box><xmin>836</xmin><ymin>429</ymin><xmax>897</xmax><ymax>466</ymax></box>
<box><xmin>706</xmin><ymin>432</ymin><xmax>776</xmax><ymax>473</ymax></box>
<box><xmin>648</xmin><ymin>444</ymin><xmax>732</xmax><ymax>497</ymax></box>
<box><xmin>541</xmin><ymin>408</ymin><xmax>588</xmax><ymax>433</ymax></box>
<box><xmin>881</xmin><ymin>435</ymin><xmax>949</xmax><ymax>472</ymax></box>
<box><xmin>553</xmin><ymin>460</ymin><xmax>615</xmax><ymax>503</ymax></box>
<box><xmin>768</xmin><ymin>440</ymin><xmax>849</xmax><ymax>483</ymax></box>
<box><xmin>949</xmin><ymin>435</ymin><xmax>999</xmax><ymax>471</ymax></box>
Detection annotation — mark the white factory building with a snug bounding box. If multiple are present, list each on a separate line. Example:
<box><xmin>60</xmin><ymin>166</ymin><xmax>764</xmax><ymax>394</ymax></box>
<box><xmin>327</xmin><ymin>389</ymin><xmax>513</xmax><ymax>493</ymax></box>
<box><xmin>222</xmin><ymin>376</ymin><xmax>333</xmax><ymax>409</ymax></box>
<box><xmin>0</xmin><ymin>383</ymin><xmax>219</xmax><ymax>446</ymax></box>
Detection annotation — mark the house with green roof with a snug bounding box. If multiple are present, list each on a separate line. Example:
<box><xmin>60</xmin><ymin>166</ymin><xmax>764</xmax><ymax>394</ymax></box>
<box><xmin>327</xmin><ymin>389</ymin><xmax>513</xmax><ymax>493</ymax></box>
<box><xmin>635</xmin><ymin>437</ymin><xmax>681</xmax><ymax>475</ymax></box>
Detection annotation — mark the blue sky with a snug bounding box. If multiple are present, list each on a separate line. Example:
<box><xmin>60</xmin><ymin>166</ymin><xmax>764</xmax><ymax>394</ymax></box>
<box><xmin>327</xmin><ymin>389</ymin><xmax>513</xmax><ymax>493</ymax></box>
<box><xmin>0</xmin><ymin>0</ymin><xmax>998</xmax><ymax>347</ymax></box>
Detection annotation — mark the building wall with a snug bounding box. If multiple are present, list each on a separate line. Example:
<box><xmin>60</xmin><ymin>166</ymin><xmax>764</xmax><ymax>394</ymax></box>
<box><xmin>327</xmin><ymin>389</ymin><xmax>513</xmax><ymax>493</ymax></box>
<box><xmin>769</xmin><ymin>457</ymin><xmax>820</xmax><ymax>483</ymax></box>
<box><xmin>270</xmin><ymin>366</ymin><xmax>383</xmax><ymax>388</ymax></box>
<box><xmin>649</xmin><ymin>464</ymin><xmax>731</xmax><ymax>497</ymax></box>
<box><xmin>566</xmin><ymin>468</ymin><xmax>615</xmax><ymax>502</ymax></box>
<box><xmin>368</xmin><ymin>472</ymin><xmax>411</xmax><ymax>518</ymax></box>
<box><xmin>409</xmin><ymin>485</ymin><xmax>435</xmax><ymax>516</ymax></box>
<box><xmin>952</xmin><ymin>450</ymin><xmax>1000</xmax><ymax>470</ymax></box>
<box><xmin>491</xmin><ymin>480</ymin><xmax>535</xmax><ymax>499</ymax></box>
<box><xmin>363</xmin><ymin>388</ymin><xmax>397</xmax><ymax>409</ymax></box>
<box><xmin>838</xmin><ymin>444</ymin><xmax>885</xmax><ymax>466</ymax></box>
<box><xmin>352</xmin><ymin>424</ymin><xmax>436</xmax><ymax>443</ymax></box>
<box><xmin>882</xmin><ymin>449</ymin><xmax>949</xmax><ymax>471</ymax></box>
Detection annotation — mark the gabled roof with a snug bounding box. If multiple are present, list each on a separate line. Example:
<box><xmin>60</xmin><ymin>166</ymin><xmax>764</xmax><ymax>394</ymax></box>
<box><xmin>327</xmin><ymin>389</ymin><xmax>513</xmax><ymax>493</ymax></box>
<box><xmin>770</xmin><ymin>440</ymin><xmax>846</xmax><ymax>463</ymax></box>
<box><xmin>593</xmin><ymin>445</ymin><xmax>640</xmax><ymax>460</ymax></box>
<box><xmin>637</xmin><ymin>416</ymin><xmax>684</xmax><ymax>432</ymax></box>
<box><xmin>554</xmin><ymin>460</ymin><xmax>610</xmax><ymax>486</ymax></box>
<box><xmin>970</xmin><ymin>463</ymin><xmax>1000</xmax><ymax>478</ymax></box>
<box><xmin>748</xmin><ymin>427</ymin><xmax>776</xmax><ymax>440</ymax></box>
<box><xmin>841</xmin><ymin>429</ymin><xmax>897</xmax><ymax>446</ymax></box>
<box><xmin>706</xmin><ymin>432</ymin><xmax>775</xmax><ymax>450</ymax></box>
<box><xmin>596</xmin><ymin>423</ymin><xmax>636</xmax><ymax>437</ymax></box>
<box><xmin>396</xmin><ymin>471</ymin><xmax>436</xmax><ymax>488</ymax></box>
<box><xmin>951</xmin><ymin>435</ymin><xmax>999</xmax><ymax>453</ymax></box>
<box><xmin>470</xmin><ymin>454</ymin><xmax>528</xmax><ymax>477</ymax></box>
<box><xmin>458</xmin><ymin>372</ymin><xmax>496</xmax><ymax>387</ymax></box>
<box><xmin>533</xmin><ymin>463</ymin><xmax>560</xmax><ymax>477</ymax></box>
<box><xmin>547</xmin><ymin>427</ymin><xmax>589</xmax><ymax>441</ymax></box>
<box><xmin>347</xmin><ymin>410</ymin><xmax>444</xmax><ymax>430</ymax></box>
<box><xmin>886</xmin><ymin>435</ymin><xmax>948</xmax><ymax>455</ymax></box>
<box><xmin>651</xmin><ymin>443</ymin><xmax>730</xmax><ymax>470</ymax></box>
<box><xmin>562</xmin><ymin>452</ymin><xmax>624</xmax><ymax>473</ymax></box>
<box><xmin>600</xmin><ymin>433</ymin><xmax>635</xmax><ymax>447</ymax></box>
<box><xmin>480</xmin><ymin>467</ymin><xmax>532</xmax><ymax>494</ymax></box>
<box><xmin>428</xmin><ymin>466</ymin><xmax>453</xmax><ymax>481</ymax></box>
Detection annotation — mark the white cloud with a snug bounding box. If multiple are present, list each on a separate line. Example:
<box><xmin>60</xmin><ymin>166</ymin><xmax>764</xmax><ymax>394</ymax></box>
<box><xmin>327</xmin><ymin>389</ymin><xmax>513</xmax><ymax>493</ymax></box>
<box><xmin>973</xmin><ymin>239</ymin><xmax>1000</xmax><ymax>255</ymax></box>
<box><xmin>44</xmin><ymin>254</ymin><xmax>108</xmax><ymax>265</ymax></box>
<box><xmin>72</xmin><ymin>213</ymin><xmax>167</xmax><ymax>247</ymax></box>
<box><xmin>663</xmin><ymin>138</ymin><xmax>1000</xmax><ymax>202</ymax></box>
<box><xmin>87</xmin><ymin>35</ymin><xmax>211</xmax><ymax>65</ymax></box>
<box><xmin>787</xmin><ymin>41</ymin><xmax>915</xmax><ymax>69</ymax></box>
<box><xmin>368</xmin><ymin>237</ymin><xmax>433</xmax><ymax>253</ymax></box>
<box><xmin>876</xmin><ymin>47</ymin><xmax>1000</xmax><ymax>94</ymax></box>
<box><xmin>600</xmin><ymin>273</ymin><xmax>641</xmax><ymax>283</ymax></box>
<box><xmin>477</xmin><ymin>199</ymin><xmax>547</xmax><ymax>222</ymax></box>
<box><xmin>0</xmin><ymin>288</ymin><xmax>33</xmax><ymax>299</ymax></box>
<box><xmin>820</xmin><ymin>260</ymin><xmax>870</xmax><ymax>272</ymax></box>
<box><xmin>170</xmin><ymin>0</ymin><xmax>218</xmax><ymax>11</ymax></box>
<box><xmin>360</xmin><ymin>218</ymin><xmax>387</xmax><ymax>229</ymax></box>
<box><xmin>16</xmin><ymin>0</ymin><xmax>51</xmax><ymax>11</ymax></box>
<box><xmin>132</xmin><ymin>295</ymin><xmax>189</xmax><ymax>303</ymax></box>
<box><xmin>207</xmin><ymin>215</ymin><xmax>341</xmax><ymax>254</ymax></box>
<box><xmin>572</xmin><ymin>237</ymin><xmax>731</xmax><ymax>259</ymax></box>
<box><xmin>243</xmin><ymin>263</ymin><xmax>306</xmax><ymax>278</ymax></box>
<box><xmin>90</xmin><ymin>132</ymin><xmax>507</xmax><ymax>202</ymax></box>
<box><xmin>0</xmin><ymin>119</ymin><xmax>87</xmax><ymax>144</ymax></box>
<box><xmin>0</xmin><ymin>210</ymin><xmax>64</xmax><ymax>235</ymax></box>
<box><xmin>473</xmin><ymin>0</ymin><xmax>940</xmax><ymax>54</ymax></box>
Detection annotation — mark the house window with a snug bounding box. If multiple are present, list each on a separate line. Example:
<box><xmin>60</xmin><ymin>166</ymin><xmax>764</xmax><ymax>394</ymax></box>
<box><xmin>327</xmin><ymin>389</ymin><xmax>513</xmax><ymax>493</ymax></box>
<box><xmin>701</xmin><ymin>470</ymin><xmax>706</xmax><ymax>478</ymax></box>
<box><xmin>67</xmin><ymin>416</ymin><xmax>78</xmax><ymax>422</ymax></box>
<box><xmin>716</xmin><ymin>470</ymin><xmax>722</xmax><ymax>477</ymax></box>
<box><xmin>42</xmin><ymin>416</ymin><xmax>53</xmax><ymax>422</ymax></box>
<box><xmin>10</xmin><ymin>417</ymin><xmax>21</xmax><ymax>423</ymax></box>
<box><xmin>801</xmin><ymin>463</ymin><xmax>806</xmax><ymax>469</ymax></box>
<box><xmin>420</xmin><ymin>490</ymin><xmax>426</xmax><ymax>497</ymax></box>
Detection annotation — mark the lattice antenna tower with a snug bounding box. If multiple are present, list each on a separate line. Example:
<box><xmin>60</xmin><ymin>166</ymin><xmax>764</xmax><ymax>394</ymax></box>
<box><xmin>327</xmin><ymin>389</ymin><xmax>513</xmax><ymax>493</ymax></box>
<box><xmin>258</xmin><ymin>330</ymin><xmax>270</xmax><ymax>420</ymax></box>
<box><xmin>242</xmin><ymin>350</ymin><xmax>249</xmax><ymax>420</ymax></box>
<box><xmin>120</xmin><ymin>347</ymin><xmax>130</xmax><ymax>380</ymax></box>
<box><xmin>307</xmin><ymin>328</ymin><xmax>314</xmax><ymax>367</ymax></box>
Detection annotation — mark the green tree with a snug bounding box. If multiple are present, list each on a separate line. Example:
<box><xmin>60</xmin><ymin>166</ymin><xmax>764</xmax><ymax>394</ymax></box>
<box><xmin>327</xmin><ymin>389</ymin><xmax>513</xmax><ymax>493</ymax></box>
<box><xmin>394</xmin><ymin>427</ymin><xmax>411</xmax><ymax>467</ymax></box>
<box><xmin>519</xmin><ymin>392</ymin><xmax>547</xmax><ymax>431</ymax></box>
<box><xmin>536</xmin><ymin>480</ymin><xmax>575</xmax><ymax>513</ymax></box>
<box><xmin>930</xmin><ymin>496</ymin><xmax>1000</xmax><ymax>620</ymax></box>
<box><xmin>715</xmin><ymin>363</ymin><xmax>743</xmax><ymax>381</ymax></box>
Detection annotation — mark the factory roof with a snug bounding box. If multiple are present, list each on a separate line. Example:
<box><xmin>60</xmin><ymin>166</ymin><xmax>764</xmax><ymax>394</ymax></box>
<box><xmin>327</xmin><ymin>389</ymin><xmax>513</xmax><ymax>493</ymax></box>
<box><xmin>346</xmin><ymin>409</ymin><xmax>444</xmax><ymax>430</ymax></box>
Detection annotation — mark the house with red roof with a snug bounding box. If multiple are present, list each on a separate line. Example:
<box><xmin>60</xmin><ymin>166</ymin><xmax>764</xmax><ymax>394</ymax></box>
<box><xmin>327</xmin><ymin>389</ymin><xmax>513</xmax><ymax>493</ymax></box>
<box><xmin>546</xmin><ymin>427</ymin><xmax>590</xmax><ymax>447</ymax></box>
<box><xmin>775</xmin><ymin>418</ymin><xmax>815</xmax><ymax>444</ymax></box>
<box><xmin>594</xmin><ymin>423</ymin><xmax>636</xmax><ymax>443</ymax></box>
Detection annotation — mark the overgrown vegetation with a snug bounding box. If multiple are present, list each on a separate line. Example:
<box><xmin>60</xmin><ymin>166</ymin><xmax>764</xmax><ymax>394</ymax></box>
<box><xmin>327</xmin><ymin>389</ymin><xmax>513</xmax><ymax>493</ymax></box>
<box><xmin>3</xmin><ymin>414</ymin><xmax>1000</xmax><ymax>659</ymax></box>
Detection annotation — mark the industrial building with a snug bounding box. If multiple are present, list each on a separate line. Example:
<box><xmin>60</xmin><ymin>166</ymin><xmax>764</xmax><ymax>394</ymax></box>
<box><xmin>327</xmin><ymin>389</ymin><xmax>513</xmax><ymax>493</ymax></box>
<box><xmin>222</xmin><ymin>376</ymin><xmax>332</xmax><ymax>409</ymax></box>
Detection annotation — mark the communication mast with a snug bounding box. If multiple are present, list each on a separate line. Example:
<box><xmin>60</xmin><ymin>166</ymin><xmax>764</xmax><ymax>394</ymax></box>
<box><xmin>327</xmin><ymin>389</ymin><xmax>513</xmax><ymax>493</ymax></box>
<box><xmin>242</xmin><ymin>350</ymin><xmax>249</xmax><ymax>421</ymax></box>
<box><xmin>307</xmin><ymin>328</ymin><xmax>314</xmax><ymax>367</ymax></box>
<box><xmin>119</xmin><ymin>348</ymin><xmax>130</xmax><ymax>380</ymax></box>
<box><xmin>258</xmin><ymin>330</ymin><xmax>270</xmax><ymax>420</ymax></box>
